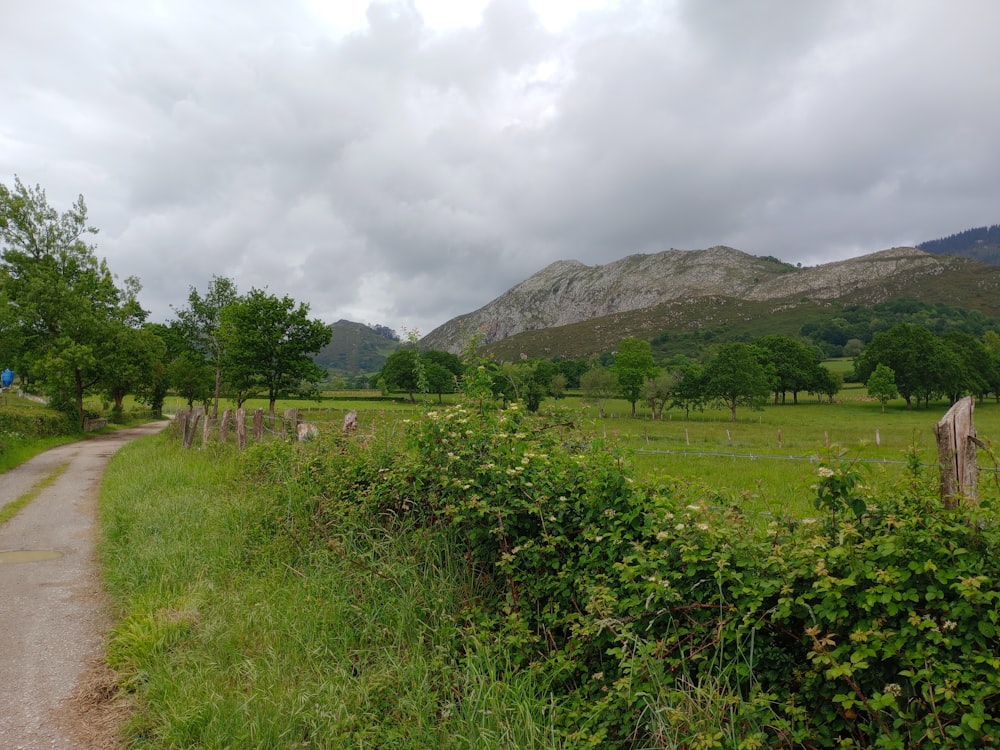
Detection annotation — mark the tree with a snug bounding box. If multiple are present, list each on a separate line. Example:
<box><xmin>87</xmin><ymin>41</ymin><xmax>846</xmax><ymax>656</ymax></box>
<box><xmin>580</xmin><ymin>364</ymin><xmax>617</xmax><ymax>418</ymax></box>
<box><xmin>942</xmin><ymin>331</ymin><xmax>992</xmax><ymax>402</ymax></box>
<box><xmin>668</xmin><ymin>357</ymin><xmax>706</xmax><ymax>419</ymax></box>
<box><xmin>642</xmin><ymin>371</ymin><xmax>675</xmax><ymax>420</ymax></box>
<box><xmin>754</xmin><ymin>335</ymin><xmax>823</xmax><ymax>405</ymax></box>
<box><xmin>168</xmin><ymin>350</ymin><xmax>214</xmax><ymax>409</ymax></box>
<box><xmin>866</xmin><ymin>364</ymin><xmax>898</xmax><ymax>412</ymax></box>
<box><xmin>811</xmin><ymin>366</ymin><xmax>843</xmax><ymax>404</ymax></box>
<box><xmin>379</xmin><ymin>349</ymin><xmax>420</xmax><ymax>402</ymax></box>
<box><xmin>102</xmin><ymin>324</ymin><xmax>166</xmax><ymax>421</ymax></box>
<box><xmin>174</xmin><ymin>276</ymin><xmax>239</xmax><ymax>418</ymax></box>
<box><xmin>855</xmin><ymin>323</ymin><xmax>954</xmax><ymax>408</ymax></box>
<box><xmin>612</xmin><ymin>337</ymin><xmax>658</xmax><ymax>417</ymax></box>
<box><xmin>703</xmin><ymin>342</ymin><xmax>772</xmax><ymax>422</ymax></box>
<box><xmin>219</xmin><ymin>289</ymin><xmax>331</xmax><ymax>420</ymax></box>
<box><xmin>422</xmin><ymin>350</ymin><xmax>463</xmax><ymax>402</ymax></box>
<box><xmin>0</xmin><ymin>178</ymin><xmax>133</xmax><ymax>428</ymax></box>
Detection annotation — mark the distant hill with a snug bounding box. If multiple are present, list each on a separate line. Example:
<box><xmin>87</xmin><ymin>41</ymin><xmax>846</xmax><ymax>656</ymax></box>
<box><xmin>314</xmin><ymin>320</ymin><xmax>400</xmax><ymax>376</ymax></box>
<box><xmin>919</xmin><ymin>224</ymin><xmax>1000</xmax><ymax>265</ymax></box>
<box><xmin>420</xmin><ymin>246</ymin><xmax>1000</xmax><ymax>360</ymax></box>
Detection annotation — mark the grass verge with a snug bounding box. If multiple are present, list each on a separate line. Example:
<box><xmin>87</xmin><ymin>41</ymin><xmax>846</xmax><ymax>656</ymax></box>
<box><xmin>99</xmin><ymin>431</ymin><xmax>561</xmax><ymax>749</ymax></box>
<box><xmin>0</xmin><ymin>462</ymin><xmax>70</xmax><ymax>525</ymax></box>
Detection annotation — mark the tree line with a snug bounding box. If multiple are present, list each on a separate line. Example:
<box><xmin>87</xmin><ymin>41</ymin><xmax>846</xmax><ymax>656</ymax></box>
<box><xmin>378</xmin><ymin>334</ymin><xmax>843</xmax><ymax>422</ymax></box>
<box><xmin>381</xmin><ymin>320</ymin><xmax>1000</xmax><ymax>421</ymax></box>
<box><xmin>0</xmin><ymin>178</ymin><xmax>331</xmax><ymax>428</ymax></box>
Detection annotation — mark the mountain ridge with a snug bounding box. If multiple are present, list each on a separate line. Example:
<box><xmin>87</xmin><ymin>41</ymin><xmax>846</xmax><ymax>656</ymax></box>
<box><xmin>421</xmin><ymin>245</ymin><xmax>992</xmax><ymax>354</ymax></box>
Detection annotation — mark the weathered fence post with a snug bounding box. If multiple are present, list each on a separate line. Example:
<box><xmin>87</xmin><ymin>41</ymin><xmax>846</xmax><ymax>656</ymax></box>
<box><xmin>343</xmin><ymin>410</ymin><xmax>358</xmax><ymax>433</ymax></box>
<box><xmin>202</xmin><ymin>412</ymin><xmax>212</xmax><ymax>447</ymax></box>
<box><xmin>252</xmin><ymin>408</ymin><xmax>264</xmax><ymax>440</ymax></box>
<box><xmin>934</xmin><ymin>396</ymin><xmax>978</xmax><ymax>509</ymax></box>
<box><xmin>236</xmin><ymin>408</ymin><xmax>247</xmax><ymax>451</ymax></box>
<box><xmin>220</xmin><ymin>409</ymin><xmax>232</xmax><ymax>443</ymax></box>
<box><xmin>284</xmin><ymin>408</ymin><xmax>299</xmax><ymax>441</ymax></box>
<box><xmin>183</xmin><ymin>409</ymin><xmax>202</xmax><ymax>449</ymax></box>
<box><xmin>176</xmin><ymin>410</ymin><xmax>189</xmax><ymax>441</ymax></box>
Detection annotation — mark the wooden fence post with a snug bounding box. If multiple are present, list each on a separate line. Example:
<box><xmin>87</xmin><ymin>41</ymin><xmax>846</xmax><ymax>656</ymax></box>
<box><xmin>934</xmin><ymin>396</ymin><xmax>979</xmax><ymax>509</ymax></box>
<box><xmin>252</xmin><ymin>408</ymin><xmax>264</xmax><ymax>440</ymax></box>
<box><xmin>236</xmin><ymin>408</ymin><xmax>247</xmax><ymax>451</ymax></box>
<box><xmin>284</xmin><ymin>408</ymin><xmax>299</xmax><ymax>441</ymax></box>
<box><xmin>202</xmin><ymin>413</ymin><xmax>212</xmax><ymax>447</ymax></box>
<box><xmin>220</xmin><ymin>409</ymin><xmax>232</xmax><ymax>443</ymax></box>
<box><xmin>183</xmin><ymin>409</ymin><xmax>202</xmax><ymax>449</ymax></box>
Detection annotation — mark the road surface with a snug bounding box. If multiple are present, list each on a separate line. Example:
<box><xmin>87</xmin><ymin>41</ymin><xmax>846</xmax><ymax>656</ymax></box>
<box><xmin>0</xmin><ymin>422</ymin><xmax>169</xmax><ymax>750</ymax></box>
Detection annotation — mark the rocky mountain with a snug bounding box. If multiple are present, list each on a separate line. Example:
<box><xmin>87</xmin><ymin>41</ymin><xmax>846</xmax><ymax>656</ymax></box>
<box><xmin>421</xmin><ymin>246</ymin><xmax>1000</xmax><ymax>355</ymax></box>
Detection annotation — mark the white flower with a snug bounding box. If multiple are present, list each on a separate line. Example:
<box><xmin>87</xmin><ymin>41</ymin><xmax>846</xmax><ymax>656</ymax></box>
<box><xmin>817</xmin><ymin>467</ymin><xmax>835</xmax><ymax>478</ymax></box>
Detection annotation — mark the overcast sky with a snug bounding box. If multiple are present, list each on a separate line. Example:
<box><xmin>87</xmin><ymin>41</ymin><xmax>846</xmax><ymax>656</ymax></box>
<box><xmin>3</xmin><ymin>1</ymin><xmax>999</xmax><ymax>335</ymax></box>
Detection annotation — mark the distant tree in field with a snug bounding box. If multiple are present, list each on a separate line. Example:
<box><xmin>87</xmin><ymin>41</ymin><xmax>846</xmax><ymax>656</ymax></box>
<box><xmin>754</xmin><ymin>334</ymin><xmax>823</xmax><ymax>404</ymax></box>
<box><xmin>174</xmin><ymin>275</ymin><xmax>239</xmax><ymax>418</ymax></box>
<box><xmin>642</xmin><ymin>371</ymin><xmax>675</xmax><ymax>420</ymax></box>
<box><xmin>580</xmin><ymin>364</ymin><xmax>617</xmax><ymax>418</ymax></box>
<box><xmin>613</xmin><ymin>337</ymin><xmax>658</xmax><ymax>416</ymax></box>
<box><xmin>854</xmin><ymin>323</ymin><xmax>953</xmax><ymax>408</ymax></box>
<box><xmin>553</xmin><ymin>357</ymin><xmax>589</xmax><ymax>389</ymax></box>
<box><xmin>811</xmin><ymin>366</ymin><xmax>843</xmax><ymax>403</ymax></box>
<box><xmin>379</xmin><ymin>349</ymin><xmax>420</xmax><ymax>402</ymax></box>
<box><xmin>667</xmin><ymin>357</ymin><xmax>706</xmax><ymax>419</ymax></box>
<box><xmin>703</xmin><ymin>342</ymin><xmax>772</xmax><ymax>422</ymax></box>
<box><xmin>219</xmin><ymin>289</ymin><xmax>331</xmax><ymax>420</ymax></box>
<box><xmin>942</xmin><ymin>331</ymin><xmax>992</xmax><ymax>402</ymax></box>
<box><xmin>866</xmin><ymin>364</ymin><xmax>898</xmax><ymax>412</ymax></box>
<box><xmin>169</xmin><ymin>350</ymin><xmax>214</xmax><ymax>409</ymax></box>
<box><xmin>548</xmin><ymin>373</ymin><xmax>568</xmax><ymax>399</ymax></box>
<box><xmin>422</xmin><ymin>350</ymin><xmax>463</xmax><ymax>402</ymax></box>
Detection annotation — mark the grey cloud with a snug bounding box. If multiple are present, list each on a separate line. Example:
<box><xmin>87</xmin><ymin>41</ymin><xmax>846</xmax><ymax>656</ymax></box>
<box><xmin>3</xmin><ymin>0</ymin><xmax>1000</xmax><ymax>335</ymax></box>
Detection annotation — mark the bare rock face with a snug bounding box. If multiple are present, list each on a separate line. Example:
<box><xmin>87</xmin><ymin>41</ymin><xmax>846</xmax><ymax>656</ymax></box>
<box><xmin>421</xmin><ymin>245</ymin><xmax>955</xmax><ymax>353</ymax></box>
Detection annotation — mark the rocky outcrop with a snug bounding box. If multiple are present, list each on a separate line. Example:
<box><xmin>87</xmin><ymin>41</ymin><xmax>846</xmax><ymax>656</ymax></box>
<box><xmin>422</xmin><ymin>245</ymin><xmax>961</xmax><ymax>352</ymax></box>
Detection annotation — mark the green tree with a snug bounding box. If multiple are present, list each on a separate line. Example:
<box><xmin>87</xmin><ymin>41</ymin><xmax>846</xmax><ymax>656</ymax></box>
<box><xmin>422</xmin><ymin>350</ymin><xmax>463</xmax><ymax>402</ymax></box>
<box><xmin>102</xmin><ymin>324</ymin><xmax>167</xmax><ymax>421</ymax></box>
<box><xmin>866</xmin><ymin>364</ymin><xmax>898</xmax><ymax>411</ymax></box>
<box><xmin>755</xmin><ymin>334</ymin><xmax>823</xmax><ymax>405</ymax></box>
<box><xmin>219</xmin><ymin>289</ymin><xmax>331</xmax><ymax>420</ymax></box>
<box><xmin>642</xmin><ymin>371</ymin><xmax>675</xmax><ymax>420</ymax></box>
<box><xmin>667</xmin><ymin>357</ymin><xmax>706</xmax><ymax>419</ymax></box>
<box><xmin>174</xmin><ymin>276</ymin><xmax>239</xmax><ymax>418</ymax></box>
<box><xmin>703</xmin><ymin>342</ymin><xmax>772</xmax><ymax>422</ymax></box>
<box><xmin>942</xmin><ymin>331</ymin><xmax>992</xmax><ymax>402</ymax></box>
<box><xmin>854</xmin><ymin>323</ymin><xmax>954</xmax><ymax>408</ymax></box>
<box><xmin>379</xmin><ymin>349</ymin><xmax>420</xmax><ymax>402</ymax></box>
<box><xmin>580</xmin><ymin>363</ymin><xmax>617</xmax><ymax>418</ymax></box>
<box><xmin>612</xmin><ymin>337</ymin><xmax>658</xmax><ymax>416</ymax></box>
<box><xmin>811</xmin><ymin>366</ymin><xmax>843</xmax><ymax>403</ymax></box>
<box><xmin>168</xmin><ymin>350</ymin><xmax>214</xmax><ymax>409</ymax></box>
<box><xmin>0</xmin><ymin>178</ymin><xmax>133</xmax><ymax>428</ymax></box>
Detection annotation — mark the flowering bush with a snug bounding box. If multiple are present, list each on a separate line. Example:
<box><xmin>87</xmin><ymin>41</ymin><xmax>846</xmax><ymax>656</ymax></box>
<box><xmin>249</xmin><ymin>402</ymin><xmax>1000</xmax><ymax>748</ymax></box>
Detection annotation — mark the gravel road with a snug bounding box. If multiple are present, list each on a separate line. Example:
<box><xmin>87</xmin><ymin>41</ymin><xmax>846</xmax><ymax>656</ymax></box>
<box><xmin>0</xmin><ymin>422</ymin><xmax>169</xmax><ymax>750</ymax></box>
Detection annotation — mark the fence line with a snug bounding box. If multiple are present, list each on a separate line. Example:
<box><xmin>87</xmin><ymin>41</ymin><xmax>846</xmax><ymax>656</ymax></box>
<box><xmin>633</xmin><ymin>448</ymin><xmax>1000</xmax><ymax>473</ymax></box>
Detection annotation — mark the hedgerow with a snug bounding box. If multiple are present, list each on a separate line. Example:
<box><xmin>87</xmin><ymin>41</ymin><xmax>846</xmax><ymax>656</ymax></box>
<box><xmin>248</xmin><ymin>400</ymin><xmax>1000</xmax><ymax>748</ymax></box>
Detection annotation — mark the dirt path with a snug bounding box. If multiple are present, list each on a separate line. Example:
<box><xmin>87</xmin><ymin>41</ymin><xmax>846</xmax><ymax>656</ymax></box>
<box><xmin>0</xmin><ymin>422</ymin><xmax>169</xmax><ymax>750</ymax></box>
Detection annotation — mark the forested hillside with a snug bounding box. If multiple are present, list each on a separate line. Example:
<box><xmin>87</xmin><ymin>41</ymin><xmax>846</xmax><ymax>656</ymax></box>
<box><xmin>919</xmin><ymin>224</ymin><xmax>1000</xmax><ymax>264</ymax></box>
<box><xmin>313</xmin><ymin>320</ymin><xmax>400</xmax><ymax>379</ymax></box>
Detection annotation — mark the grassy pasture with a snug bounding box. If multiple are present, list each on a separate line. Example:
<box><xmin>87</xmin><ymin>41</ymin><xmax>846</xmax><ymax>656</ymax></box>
<box><xmin>158</xmin><ymin>386</ymin><xmax>1000</xmax><ymax>520</ymax></box>
<box><xmin>557</xmin><ymin>392</ymin><xmax>1000</xmax><ymax>518</ymax></box>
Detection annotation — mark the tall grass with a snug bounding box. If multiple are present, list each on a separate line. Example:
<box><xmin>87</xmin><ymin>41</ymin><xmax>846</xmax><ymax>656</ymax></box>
<box><xmin>100</xmin><ymin>432</ymin><xmax>562</xmax><ymax>749</ymax></box>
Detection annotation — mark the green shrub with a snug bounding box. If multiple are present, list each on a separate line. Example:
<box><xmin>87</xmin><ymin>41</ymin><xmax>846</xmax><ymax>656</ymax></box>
<box><xmin>300</xmin><ymin>402</ymin><xmax>1000</xmax><ymax>748</ymax></box>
